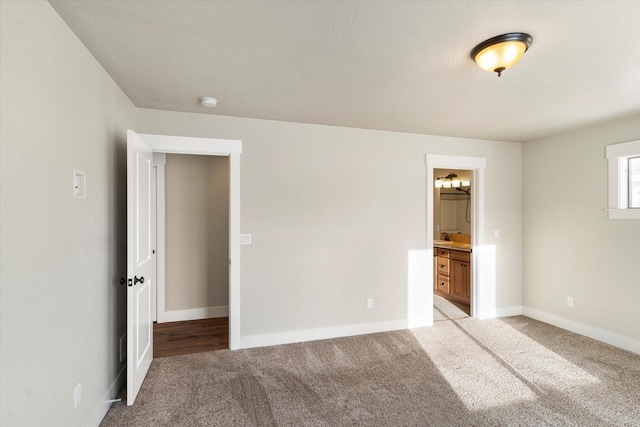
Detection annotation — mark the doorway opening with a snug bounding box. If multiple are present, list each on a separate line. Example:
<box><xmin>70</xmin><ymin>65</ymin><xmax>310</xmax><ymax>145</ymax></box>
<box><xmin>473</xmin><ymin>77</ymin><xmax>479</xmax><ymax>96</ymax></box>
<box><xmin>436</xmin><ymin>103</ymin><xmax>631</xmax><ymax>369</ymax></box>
<box><xmin>433</xmin><ymin>168</ymin><xmax>472</xmax><ymax>321</ymax></box>
<box><xmin>425</xmin><ymin>154</ymin><xmax>486</xmax><ymax>325</ymax></box>
<box><xmin>127</xmin><ymin>131</ymin><xmax>241</xmax><ymax>405</ymax></box>
<box><xmin>154</xmin><ymin>153</ymin><xmax>230</xmax><ymax>356</ymax></box>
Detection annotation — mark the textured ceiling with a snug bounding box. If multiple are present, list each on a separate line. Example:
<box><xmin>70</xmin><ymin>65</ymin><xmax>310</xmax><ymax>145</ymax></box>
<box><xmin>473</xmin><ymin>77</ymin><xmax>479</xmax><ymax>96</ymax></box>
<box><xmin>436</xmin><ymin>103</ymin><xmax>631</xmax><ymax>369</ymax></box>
<box><xmin>50</xmin><ymin>1</ymin><xmax>640</xmax><ymax>142</ymax></box>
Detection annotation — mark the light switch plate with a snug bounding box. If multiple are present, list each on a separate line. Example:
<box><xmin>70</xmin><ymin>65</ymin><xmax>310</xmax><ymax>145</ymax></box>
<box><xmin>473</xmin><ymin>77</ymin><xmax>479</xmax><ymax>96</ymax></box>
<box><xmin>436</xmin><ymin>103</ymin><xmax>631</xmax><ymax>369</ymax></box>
<box><xmin>73</xmin><ymin>169</ymin><xmax>86</xmax><ymax>199</ymax></box>
<box><xmin>240</xmin><ymin>234</ymin><xmax>252</xmax><ymax>245</ymax></box>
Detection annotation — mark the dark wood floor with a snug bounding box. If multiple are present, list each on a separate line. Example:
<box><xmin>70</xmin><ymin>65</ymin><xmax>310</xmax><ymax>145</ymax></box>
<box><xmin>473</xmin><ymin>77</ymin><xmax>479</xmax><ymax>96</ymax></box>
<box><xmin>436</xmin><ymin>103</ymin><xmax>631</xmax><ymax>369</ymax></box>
<box><xmin>153</xmin><ymin>317</ymin><xmax>229</xmax><ymax>358</ymax></box>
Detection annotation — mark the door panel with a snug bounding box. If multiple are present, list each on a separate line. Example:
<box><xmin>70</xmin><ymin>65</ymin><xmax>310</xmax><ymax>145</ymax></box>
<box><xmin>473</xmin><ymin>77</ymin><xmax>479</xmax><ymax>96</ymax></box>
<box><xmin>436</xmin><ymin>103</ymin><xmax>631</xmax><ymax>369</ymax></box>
<box><xmin>127</xmin><ymin>130</ymin><xmax>155</xmax><ymax>406</ymax></box>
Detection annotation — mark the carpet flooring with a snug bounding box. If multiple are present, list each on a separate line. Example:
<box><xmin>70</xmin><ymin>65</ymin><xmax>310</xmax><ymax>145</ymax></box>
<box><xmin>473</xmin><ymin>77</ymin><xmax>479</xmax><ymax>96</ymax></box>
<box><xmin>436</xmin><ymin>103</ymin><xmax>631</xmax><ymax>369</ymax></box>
<box><xmin>101</xmin><ymin>316</ymin><xmax>640</xmax><ymax>426</ymax></box>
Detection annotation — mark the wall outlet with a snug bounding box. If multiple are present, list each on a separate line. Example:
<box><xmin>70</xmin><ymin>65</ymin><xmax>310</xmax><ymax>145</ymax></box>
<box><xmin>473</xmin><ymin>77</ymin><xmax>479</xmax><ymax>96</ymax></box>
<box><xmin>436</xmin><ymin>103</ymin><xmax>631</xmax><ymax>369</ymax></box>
<box><xmin>120</xmin><ymin>332</ymin><xmax>127</xmax><ymax>362</ymax></box>
<box><xmin>567</xmin><ymin>297</ymin><xmax>574</xmax><ymax>307</ymax></box>
<box><xmin>74</xmin><ymin>383</ymin><xmax>82</xmax><ymax>408</ymax></box>
<box><xmin>367</xmin><ymin>298</ymin><xmax>373</xmax><ymax>309</ymax></box>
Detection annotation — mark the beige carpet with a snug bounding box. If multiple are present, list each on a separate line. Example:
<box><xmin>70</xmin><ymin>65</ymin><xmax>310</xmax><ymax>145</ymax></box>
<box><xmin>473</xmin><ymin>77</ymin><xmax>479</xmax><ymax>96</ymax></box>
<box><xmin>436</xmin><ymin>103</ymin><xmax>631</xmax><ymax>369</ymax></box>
<box><xmin>101</xmin><ymin>316</ymin><xmax>640</xmax><ymax>426</ymax></box>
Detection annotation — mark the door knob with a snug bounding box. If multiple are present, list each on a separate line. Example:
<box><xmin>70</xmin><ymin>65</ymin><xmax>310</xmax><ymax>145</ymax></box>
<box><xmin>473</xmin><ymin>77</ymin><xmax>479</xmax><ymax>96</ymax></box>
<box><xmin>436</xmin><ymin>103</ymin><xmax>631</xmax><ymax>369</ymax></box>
<box><xmin>134</xmin><ymin>276</ymin><xmax>144</xmax><ymax>285</ymax></box>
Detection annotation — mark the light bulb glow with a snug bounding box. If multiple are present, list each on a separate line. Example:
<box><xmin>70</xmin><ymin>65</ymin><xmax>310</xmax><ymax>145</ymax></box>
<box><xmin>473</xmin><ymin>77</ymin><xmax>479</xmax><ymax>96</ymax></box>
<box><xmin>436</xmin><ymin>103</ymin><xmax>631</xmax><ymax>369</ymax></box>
<box><xmin>470</xmin><ymin>33</ymin><xmax>533</xmax><ymax>76</ymax></box>
<box><xmin>474</xmin><ymin>41</ymin><xmax>527</xmax><ymax>72</ymax></box>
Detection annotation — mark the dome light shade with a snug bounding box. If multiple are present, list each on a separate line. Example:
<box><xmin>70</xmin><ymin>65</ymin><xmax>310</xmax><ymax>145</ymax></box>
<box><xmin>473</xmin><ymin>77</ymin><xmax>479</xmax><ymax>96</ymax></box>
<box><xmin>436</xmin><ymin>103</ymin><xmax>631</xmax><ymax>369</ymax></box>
<box><xmin>471</xmin><ymin>33</ymin><xmax>533</xmax><ymax>77</ymax></box>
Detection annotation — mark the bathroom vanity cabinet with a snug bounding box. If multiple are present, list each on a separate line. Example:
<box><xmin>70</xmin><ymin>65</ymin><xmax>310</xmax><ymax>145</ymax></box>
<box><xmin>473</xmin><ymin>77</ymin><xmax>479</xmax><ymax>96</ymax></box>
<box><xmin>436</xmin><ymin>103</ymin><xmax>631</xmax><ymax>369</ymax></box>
<box><xmin>434</xmin><ymin>245</ymin><xmax>471</xmax><ymax>305</ymax></box>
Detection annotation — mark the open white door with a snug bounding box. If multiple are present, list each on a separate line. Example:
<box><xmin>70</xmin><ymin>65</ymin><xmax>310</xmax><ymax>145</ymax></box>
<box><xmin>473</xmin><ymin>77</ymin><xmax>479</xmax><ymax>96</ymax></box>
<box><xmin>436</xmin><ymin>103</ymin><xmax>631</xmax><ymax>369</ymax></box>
<box><xmin>126</xmin><ymin>130</ymin><xmax>155</xmax><ymax>406</ymax></box>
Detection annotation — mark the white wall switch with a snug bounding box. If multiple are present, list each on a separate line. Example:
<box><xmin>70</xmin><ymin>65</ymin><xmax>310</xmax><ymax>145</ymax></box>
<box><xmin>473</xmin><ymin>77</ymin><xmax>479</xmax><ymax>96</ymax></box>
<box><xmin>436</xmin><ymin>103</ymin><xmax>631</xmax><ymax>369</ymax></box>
<box><xmin>73</xmin><ymin>169</ymin><xmax>86</xmax><ymax>199</ymax></box>
<box><xmin>240</xmin><ymin>234</ymin><xmax>252</xmax><ymax>245</ymax></box>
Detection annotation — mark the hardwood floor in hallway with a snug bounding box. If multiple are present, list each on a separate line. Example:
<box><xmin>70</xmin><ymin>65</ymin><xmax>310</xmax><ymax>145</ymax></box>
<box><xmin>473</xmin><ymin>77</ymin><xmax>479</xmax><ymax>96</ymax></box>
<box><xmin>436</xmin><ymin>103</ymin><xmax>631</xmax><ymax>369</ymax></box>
<box><xmin>153</xmin><ymin>317</ymin><xmax>229</xmax><ymax>358</ymax></box>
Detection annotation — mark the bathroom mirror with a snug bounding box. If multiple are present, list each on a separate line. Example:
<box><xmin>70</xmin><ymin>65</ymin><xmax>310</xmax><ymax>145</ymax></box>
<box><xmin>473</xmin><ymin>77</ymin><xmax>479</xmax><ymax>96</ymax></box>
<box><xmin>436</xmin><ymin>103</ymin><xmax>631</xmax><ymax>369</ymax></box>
<box><xmin>434</xmin><ymin>168</ymin><xmax>472</xmax><ymax>239</ymax></box>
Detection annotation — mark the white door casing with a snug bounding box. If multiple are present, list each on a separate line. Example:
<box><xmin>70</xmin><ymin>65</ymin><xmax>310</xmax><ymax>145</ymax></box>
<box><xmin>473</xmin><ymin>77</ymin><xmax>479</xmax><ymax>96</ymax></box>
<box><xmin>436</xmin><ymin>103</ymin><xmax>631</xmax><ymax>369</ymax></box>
<box><xmin>138</xmin><ymin>133</ymin><xmax>242</xmax><ymax>350</ymax></box>
<box><xmin>126</xmin><ymin>130</ymin><xmax>155</xmax><ymax>406</ymax></box>
<box><xmin>426</xmin><ymin>154</ymin><xmax>486</xmax><ymax>321</ymax></box>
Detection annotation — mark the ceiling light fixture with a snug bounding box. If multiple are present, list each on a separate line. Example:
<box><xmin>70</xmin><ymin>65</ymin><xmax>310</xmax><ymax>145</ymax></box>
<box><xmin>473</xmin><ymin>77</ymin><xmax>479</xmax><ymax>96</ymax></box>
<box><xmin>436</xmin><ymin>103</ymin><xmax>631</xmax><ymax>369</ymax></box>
<box><xmin>200</xmin><ymin>97</ymin><xmax>218</xmax><ymax>108</ymax></box>
<box><xmin>470</xmin><ymin>32</ymin><xmax>533</xmax><ymax>77</ymax></box>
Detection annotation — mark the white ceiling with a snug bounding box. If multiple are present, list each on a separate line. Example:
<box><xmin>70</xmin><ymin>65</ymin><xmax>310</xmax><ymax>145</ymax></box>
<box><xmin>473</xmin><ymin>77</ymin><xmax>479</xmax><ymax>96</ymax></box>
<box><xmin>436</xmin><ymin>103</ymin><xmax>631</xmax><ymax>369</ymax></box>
<box><xmin>50</xmin><ymin>1</ymin><xmax>640</xmax><ymax>142</ymax></box>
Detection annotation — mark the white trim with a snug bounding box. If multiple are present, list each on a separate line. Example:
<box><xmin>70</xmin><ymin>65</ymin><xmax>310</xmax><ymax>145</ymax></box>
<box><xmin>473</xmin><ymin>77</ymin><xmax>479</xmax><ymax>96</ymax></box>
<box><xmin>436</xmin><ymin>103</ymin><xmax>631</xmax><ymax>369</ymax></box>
<box><xmin>141</xmin><ymin>133</ymin><xmax>242</xmax><ymax>155</ymax></box>
<box><xmin>476</xmin><ymin>305</ymin><xmax>523</xmax><ymax>319</ymax></box>
<box><xmin>153</xmin><ymin>153</ymin><xmax>166</xmax><ymax>323</ymax></box>
<box><xmin>426</xmin><ymin>154</ymin><xmax>486</xmax><ymax>322</ymax></box>
<box><xmin>239</xmin><ymin>319</ymin><xmax>417</xmax><ymax>349</ymax></box>
<box><xmin>606</xmin><ymin>139</ymin><xmax>640</xmax><ymax>158</ymax></box>
<box><xmin>163</xmin><ymin>306</ymin><xmax>229</xmax><ymax>323</ymax></box>
<box><xmin>522</xmin><ymin>307</ymin><xmax>640</xmax><ymax>355</ymax></box>
<box><xmin>228</xmin><ymin>154</ymin><xmax>241</xmax><ymax>349</ymax></box>
<box><xmin>84</xmin><ymin>366</ymin><xmax>126</xmax><ymax>427</ymax></box>
<box><xmin>605</xmin><ymin>139</ymin><xmax>640</xmax><ymax>219</ymax></box>
<box><xmin>137</xmin><ymin>132</ymin><xmax>241</xmax><ymax>350</ymax></box>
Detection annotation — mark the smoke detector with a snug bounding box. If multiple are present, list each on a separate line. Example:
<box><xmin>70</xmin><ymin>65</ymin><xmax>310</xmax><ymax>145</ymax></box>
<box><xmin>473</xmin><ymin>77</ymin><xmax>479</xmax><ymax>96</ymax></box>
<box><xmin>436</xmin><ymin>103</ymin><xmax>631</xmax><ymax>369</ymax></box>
<box><xmin>199</xmin><ymin>97</ymin><xmax>217</xmax><ymax>108</ymax></box>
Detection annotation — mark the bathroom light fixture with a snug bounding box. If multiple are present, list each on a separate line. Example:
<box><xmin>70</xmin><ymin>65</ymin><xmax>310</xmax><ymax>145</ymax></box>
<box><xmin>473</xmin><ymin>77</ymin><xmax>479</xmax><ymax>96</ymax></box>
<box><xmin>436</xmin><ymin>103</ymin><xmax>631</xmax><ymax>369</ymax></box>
<box><xmin>200</xmin><ymin>97</ymin><xmax>218</xmax><ymax>108</ymax></box>
<box><xmin>435</xmin><ymin>173</ymin><xmax>471</xmax><ymax>189</ymax></box>
<box><xmin>470</xmin><ymin>32</ymin><xmax>533</xmax><ymax>77</ymax></box>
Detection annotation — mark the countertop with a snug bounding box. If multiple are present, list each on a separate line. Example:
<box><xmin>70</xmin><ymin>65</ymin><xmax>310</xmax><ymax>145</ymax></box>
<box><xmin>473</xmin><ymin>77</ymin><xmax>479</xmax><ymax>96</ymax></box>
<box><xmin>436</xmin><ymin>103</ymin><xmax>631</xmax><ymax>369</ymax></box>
<box><xmin>433</xmin><ymin>241</ymin><xmax>472</xmax><ymax>252</ymax></box>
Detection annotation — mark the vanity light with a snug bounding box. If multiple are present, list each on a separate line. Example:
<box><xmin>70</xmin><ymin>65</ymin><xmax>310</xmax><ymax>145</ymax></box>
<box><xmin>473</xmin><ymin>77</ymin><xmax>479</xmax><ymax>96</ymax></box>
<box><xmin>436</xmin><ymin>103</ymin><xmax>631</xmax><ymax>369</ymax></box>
<box><xmin>470</xmin><ymin>32</ymin><xmax>533</xmax><ymax>77</ymax></box>
<box><xmin>434</xmin><ymin>173</ymin><xmax>472</xmax><ymax>189</ymax></box>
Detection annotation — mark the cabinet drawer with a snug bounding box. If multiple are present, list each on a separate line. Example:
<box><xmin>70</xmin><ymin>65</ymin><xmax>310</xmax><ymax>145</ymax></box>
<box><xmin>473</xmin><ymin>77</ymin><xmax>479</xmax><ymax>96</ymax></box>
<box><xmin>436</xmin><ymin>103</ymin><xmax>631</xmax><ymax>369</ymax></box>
<box><xmin>451</xmin><ymin>250</ymin><xmax>471</xmax><ymax>262</ymax></box>
<box><xmin>437</xmin><ymin>257</ymin><xmax>450</xmax><ymax>275</ymax></box>
<box><xmin>436</xmin><ymin>274</ymin><xmax>450</xmax><ymax>294</ymax></box>
<box><xmin>436</xmin><ymin>248</ymin><xmax>450</xmax><ymax>258</ymax></box>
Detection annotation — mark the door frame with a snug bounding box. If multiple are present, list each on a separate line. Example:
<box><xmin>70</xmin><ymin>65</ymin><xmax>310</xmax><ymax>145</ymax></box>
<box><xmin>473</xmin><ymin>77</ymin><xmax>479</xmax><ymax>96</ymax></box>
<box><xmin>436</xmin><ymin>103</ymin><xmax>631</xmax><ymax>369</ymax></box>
<box><xmin>426</xmin><ymin>154</ymin><xmax>487</xmax><ymax>321</ymax></box>
<box><xmin>138</xmin><ymin>133</ymin><xmax>242</xmax><ymax>350</ymax></box>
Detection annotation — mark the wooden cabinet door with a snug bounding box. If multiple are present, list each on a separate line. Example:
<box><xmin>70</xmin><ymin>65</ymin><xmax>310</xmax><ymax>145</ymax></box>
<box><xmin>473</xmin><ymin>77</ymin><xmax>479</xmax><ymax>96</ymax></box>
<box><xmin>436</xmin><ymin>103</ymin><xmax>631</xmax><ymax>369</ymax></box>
<box><xmin>451</xmin><ymin>259</ymin><xmax>470</xmax><ymax>304</ymax></box>
<box><xmin>451</xmin><ymin>260</ymin><xmax>465</xmax><ymax>300</ymax></box>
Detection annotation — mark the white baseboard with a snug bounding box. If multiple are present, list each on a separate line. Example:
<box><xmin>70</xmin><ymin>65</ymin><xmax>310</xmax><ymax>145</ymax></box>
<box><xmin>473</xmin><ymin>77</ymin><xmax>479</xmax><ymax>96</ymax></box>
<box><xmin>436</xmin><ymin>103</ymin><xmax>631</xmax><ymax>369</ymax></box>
<box><xmin>522</xmin><ymin>306</ymin><xmax>640</xmax><ymax>355</ymax></box>
<box><xmin>162</xmin><ymin>305</ymin><xmax>229</xmax><ymax>323</ymax></box>
<box><xmin>239</xmin><ymin>318</ymin><xmax>420</xmax><ymax>349</ymax></box>
<box><xmin>238</xmin><ymin>307</ymin><xmax>527</xmax><ymax>350</ymax></box>
<box><xmin>84</xmin><ymin>365</ymin><xmax>126</xmax><ymax>427</ymax></box>
<box><xmin>476</xmin><ymin>305</ymin><xmax>523</xmax><ymax>319</ymax></box>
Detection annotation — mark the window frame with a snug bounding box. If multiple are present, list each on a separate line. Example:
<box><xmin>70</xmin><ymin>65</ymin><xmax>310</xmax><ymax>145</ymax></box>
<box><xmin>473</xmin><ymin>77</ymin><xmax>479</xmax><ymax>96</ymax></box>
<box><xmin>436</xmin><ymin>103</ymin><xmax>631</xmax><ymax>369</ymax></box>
<box><xmin>606</xmin><ymin>139</ymin><xmax>640</xmax><ymax>219</ymax></box>
<box><xmin>629</xmin><ymin>156</ymin><xmax>640</xmax><ymax>209</ymax></box>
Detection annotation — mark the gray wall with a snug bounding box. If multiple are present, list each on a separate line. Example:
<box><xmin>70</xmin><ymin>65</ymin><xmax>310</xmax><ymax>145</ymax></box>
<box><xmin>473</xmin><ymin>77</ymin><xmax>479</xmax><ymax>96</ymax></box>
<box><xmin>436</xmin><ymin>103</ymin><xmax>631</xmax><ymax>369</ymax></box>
<box><xmin>523</xmin><ymin>113</ymin><xmax>640</xmax><ymax>342</ymax></box>
<box><xmin>165</xmin><ymin>154</ymin><xmax>229</xmax><ymax>311</ymax></box>
<box><xmin>0</xmin><ymin>1</ymin><xmax>136</xmax><ymax>426</ymax></box>
<box><xmin>138</xmin><ymin>109</ymin><xmax>524</xmax><ymax>337</ymax></box>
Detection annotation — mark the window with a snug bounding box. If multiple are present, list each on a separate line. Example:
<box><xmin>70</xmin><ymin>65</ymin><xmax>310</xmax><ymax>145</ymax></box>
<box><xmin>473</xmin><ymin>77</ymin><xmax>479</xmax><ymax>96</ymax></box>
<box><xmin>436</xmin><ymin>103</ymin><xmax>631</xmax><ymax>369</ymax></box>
<box><xmin>606</xmin><ymin>139</ymin><xmax>640</xmax><ymax>219</ymax></box>
<box><xmin>630</xmin><ymin>156</ymin><xmax>640</xmax><ymax>208</ymax></box>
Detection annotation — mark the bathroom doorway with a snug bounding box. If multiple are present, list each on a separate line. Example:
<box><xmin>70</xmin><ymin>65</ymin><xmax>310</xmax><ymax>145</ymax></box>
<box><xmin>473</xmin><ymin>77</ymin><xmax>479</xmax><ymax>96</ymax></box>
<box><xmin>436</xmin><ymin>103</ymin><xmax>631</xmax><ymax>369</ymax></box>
<box><xmin>426</xmin><ymin>154</ymin><xmax>486</xmax><ymax>325</ymax></box>
<box><xmin>433</xmin><ymin>168</ymin><xmax>473</xmax><ymax>320</ymax></box>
